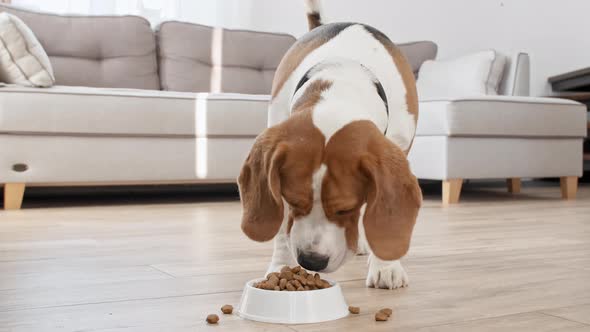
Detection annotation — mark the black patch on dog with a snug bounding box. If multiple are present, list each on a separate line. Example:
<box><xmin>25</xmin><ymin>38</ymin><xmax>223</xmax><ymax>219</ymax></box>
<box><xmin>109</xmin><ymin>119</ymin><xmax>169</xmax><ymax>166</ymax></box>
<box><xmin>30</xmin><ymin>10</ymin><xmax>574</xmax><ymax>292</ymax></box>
<box><xmin>374</xmin><ymin>81</ymin><xmax>388</xmax><ymax>116</ymax></box>
<box><xmin>295</xmin><ymin>68</ymin><xmax>313</xmax><ymax>94</ymax></box>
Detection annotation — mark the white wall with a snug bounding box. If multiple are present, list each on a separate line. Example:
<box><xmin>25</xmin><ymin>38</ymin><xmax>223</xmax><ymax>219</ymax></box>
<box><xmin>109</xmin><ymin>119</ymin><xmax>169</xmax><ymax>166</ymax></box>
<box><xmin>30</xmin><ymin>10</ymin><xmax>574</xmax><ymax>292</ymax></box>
<box><xmin>12</xmin><ymin>0</ymin><xmax>258</xmax><ymax>28</ymax></box>
<box><xmin>236</xmin><ymin>0</ymin><xmax>590</xmax><ymax>97</ymax></box>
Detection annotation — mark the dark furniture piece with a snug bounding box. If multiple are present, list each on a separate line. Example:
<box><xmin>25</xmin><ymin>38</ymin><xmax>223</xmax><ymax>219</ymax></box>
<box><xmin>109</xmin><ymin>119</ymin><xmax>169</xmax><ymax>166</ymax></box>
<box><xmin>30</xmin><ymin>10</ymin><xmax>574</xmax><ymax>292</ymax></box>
<box><xmin>549</xmin><ymin>67</ymin><xmax>590</xmax><ymax>92</ymax></box>
<box><xmin>549</xmin><ymin>68</ymin><xmax>590</xmax><ymax>177</ymax></box>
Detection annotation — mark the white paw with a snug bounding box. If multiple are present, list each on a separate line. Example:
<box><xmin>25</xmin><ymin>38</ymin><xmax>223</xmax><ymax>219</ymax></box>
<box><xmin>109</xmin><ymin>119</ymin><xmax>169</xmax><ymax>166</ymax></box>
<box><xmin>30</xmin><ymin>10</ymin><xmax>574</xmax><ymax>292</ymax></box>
<box><xmin>366</xmin><ymin>256</ymin><xmax>409</xmax><ymax>289</ymax></box>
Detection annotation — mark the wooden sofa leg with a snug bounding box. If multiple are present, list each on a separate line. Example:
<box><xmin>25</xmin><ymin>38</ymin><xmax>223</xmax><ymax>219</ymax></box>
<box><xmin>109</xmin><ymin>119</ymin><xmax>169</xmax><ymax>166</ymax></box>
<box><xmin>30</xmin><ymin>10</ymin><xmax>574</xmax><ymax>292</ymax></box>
<box><xmin>4</xmin><ymin>183</ymin><xmax>26</xmax><ymax>210</ymax></box>
<box><xmin>507</xmin><ymin>178</ymin><xmax>521</xmax><ymax>193</ymax></box>
<box><xmin>560</xmin><ymin>176</ymin><xmax>578</xmax><ymax>200</ymax></box>
<box><xmin>442</xmin><ymin>179</ymin><xmax>463</xmax><ymax>206</ymax></box>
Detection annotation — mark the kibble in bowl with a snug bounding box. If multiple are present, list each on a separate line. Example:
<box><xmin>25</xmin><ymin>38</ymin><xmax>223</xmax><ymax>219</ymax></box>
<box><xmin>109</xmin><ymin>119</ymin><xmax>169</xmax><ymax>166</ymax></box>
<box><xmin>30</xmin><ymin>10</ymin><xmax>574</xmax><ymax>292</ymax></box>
<box><xmin>253</xmin><ymin>266</ymin><xmax>332</xmax><ymax>291</ymax></box>
<box><xmin>237</xmin><ymin>266</ymin><xmax>348</xmax><ymax>324</ymax></box>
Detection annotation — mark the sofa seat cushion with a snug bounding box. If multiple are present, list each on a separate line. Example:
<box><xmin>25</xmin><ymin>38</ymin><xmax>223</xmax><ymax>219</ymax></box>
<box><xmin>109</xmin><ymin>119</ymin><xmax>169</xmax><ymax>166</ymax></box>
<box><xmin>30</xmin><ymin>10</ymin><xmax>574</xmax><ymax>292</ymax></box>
<box><xmin>0</xmin><ymin>85</ymin><xmax>269</xmax><ymax>137</ymax></box>
<box><xmin>416</xmin><ymin>96</ymin><xmax>588</xmax><ymax>138</ymax></box>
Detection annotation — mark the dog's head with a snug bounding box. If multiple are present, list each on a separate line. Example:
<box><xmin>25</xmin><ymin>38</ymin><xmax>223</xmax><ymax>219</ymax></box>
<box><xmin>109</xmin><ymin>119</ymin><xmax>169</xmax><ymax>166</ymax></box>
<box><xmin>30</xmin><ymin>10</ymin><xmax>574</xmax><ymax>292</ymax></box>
<box><xmin>238</xmin><ymin>107</ymin><xmax>421</xmax><ymax>272</ymax></box>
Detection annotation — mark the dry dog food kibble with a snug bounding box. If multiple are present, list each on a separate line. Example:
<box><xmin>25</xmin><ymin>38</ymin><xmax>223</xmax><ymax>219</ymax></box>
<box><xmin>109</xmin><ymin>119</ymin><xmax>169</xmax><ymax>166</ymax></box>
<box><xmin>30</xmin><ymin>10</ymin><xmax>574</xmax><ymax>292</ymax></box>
<box><xmin>279</xmin><ymin>278</ymin><xmax>288</xmax><ymax>289</ymax></box>
<box><xmin>280</xmin><ymin>270</ymin><xmax>293</xmax><ymax>280</ymax></box>
<box><xmin>220</xmin><ymin>304</ymin><xmax>233</xmax><ymax>314</ymax></box>
<box><xmin>253</xmin><ymin>266</ymin><xmax>332</xmax><ymax>291</ymax></box>
<box><xmin>348</xmin><ymin>306</ymin><xmax>360</xmax><ymax>314</ymax></box>
<box><xmin>286</xmin><ymin>282</ymin><xmax>296</xmax><ymax>291</ymax></box>
<box><xmin>375</xmin><ymin>308</ymin><xmax>393</xmax><ymax>321</ymax></box>
<box><xmin>379</xmin><ymin>308</ymin><xmax>393</xmax><ymax>317</ymax></box>
<box><xmin>375</xmin><ymin>311</ymin><xmax>389</xmax><ymax>321</ymax></box>
<box><xmin>206</xmin><ymin>314</ymin><xmax>219</xmax><ymax>324</ymax></box>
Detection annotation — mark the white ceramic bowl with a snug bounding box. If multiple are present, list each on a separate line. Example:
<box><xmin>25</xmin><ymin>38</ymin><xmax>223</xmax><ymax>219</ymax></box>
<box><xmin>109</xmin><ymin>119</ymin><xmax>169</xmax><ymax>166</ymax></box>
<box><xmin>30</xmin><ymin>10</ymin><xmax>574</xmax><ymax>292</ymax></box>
<box><xmin>237</xmin><ymin>278</ymin><xmax>349</xmax><ymax>324</ymax></box>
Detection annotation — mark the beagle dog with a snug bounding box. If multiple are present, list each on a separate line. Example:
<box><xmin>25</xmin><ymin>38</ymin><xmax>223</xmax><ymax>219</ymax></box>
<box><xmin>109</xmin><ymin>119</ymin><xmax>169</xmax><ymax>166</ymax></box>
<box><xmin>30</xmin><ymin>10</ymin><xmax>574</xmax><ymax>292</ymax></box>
<box><xmin>238</xmin><ymin>0</ymin><xmax>422</xmax><ymax>289</ymax></box>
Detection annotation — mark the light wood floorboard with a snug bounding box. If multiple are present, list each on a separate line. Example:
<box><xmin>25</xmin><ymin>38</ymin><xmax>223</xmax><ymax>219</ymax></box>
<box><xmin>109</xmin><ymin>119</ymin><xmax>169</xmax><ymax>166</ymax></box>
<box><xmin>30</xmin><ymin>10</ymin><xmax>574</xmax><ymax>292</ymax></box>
<box><xmin>404</xmin><ymin>312</ymin><xmax>590</xmax><ymax>332</ymax></box>
<box><xmin>0</xmin><ymin>184</ymin><xmax>589</xmax><ymax>331</ymax></box>
<box><xmin>542</xmin><ymin>303</ymin><xmax>590</xmax><ymax>325</ymax></box>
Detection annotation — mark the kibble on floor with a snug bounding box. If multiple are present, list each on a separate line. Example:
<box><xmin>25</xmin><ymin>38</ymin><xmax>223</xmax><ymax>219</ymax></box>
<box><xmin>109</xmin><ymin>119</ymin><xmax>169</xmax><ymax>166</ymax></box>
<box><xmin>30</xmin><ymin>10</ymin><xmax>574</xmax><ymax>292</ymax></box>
<box><xmin>348</xmin><ymin>306</ymin><xmax>360</xmax><ymax>314</ymax></box>
<box><xmin>206</xmin><ymin>314</ymin><xmax>219</xmax><ymax>324</ymax></box>
<box><xmin>221</xmin><ymin>305</ymin><xmax>233</xmax><ymax>314</ymax></box>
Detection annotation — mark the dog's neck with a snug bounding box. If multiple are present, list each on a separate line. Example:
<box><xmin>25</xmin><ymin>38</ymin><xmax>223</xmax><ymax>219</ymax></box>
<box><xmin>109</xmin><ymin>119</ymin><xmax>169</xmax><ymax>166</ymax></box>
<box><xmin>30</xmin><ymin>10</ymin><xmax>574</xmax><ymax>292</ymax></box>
<box><xmin>290</xmin><ymin>60</ymin><xmax>389</xmax><ymax>143</ymax></box>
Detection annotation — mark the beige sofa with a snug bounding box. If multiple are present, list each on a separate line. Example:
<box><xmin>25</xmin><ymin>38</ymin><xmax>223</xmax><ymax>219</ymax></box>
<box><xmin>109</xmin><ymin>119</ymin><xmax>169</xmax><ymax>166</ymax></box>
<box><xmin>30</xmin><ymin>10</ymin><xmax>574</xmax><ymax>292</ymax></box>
<box><xmin>409</xmin><ymin>53</ymin><xmax>588</xmax><ymax>205</ymax></box>
<box><xmin>0</xmin><ymin>5</ymin><xmax>438</xmax><ymax>209</ymax></box>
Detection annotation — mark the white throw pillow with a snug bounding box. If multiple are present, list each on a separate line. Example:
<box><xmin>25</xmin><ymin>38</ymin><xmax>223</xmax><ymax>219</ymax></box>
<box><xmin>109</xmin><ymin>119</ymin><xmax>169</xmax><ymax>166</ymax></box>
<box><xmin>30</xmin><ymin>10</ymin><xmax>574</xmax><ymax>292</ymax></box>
<box><xmin>417</xmin><ymin>50</ymin><xmax>506</xmax><ymax>100</ymax></box>
<box><xmin>0</xmin><ymin>12</ymin><xmax>54</xmax><ymax>87</ymax></box>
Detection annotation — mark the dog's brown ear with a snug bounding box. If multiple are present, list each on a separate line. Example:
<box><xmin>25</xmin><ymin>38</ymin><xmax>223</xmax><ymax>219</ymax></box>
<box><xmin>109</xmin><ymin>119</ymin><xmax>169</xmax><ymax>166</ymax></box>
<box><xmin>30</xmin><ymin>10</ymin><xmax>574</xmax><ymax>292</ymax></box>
<box><xmin>361</xmin><ymin>135</ymin><xmax>422</xmax><ymax>261</ymax></box>
<box><xmin>238</xmin><ymin>128</ymin><xmax>287</xmax><ymax>242</ymax></box>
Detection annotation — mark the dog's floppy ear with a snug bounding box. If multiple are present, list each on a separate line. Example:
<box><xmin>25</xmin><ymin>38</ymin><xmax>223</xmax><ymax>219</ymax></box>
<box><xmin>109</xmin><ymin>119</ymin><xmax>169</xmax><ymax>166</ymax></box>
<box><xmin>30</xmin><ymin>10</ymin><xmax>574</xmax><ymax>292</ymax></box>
<box><xmin>361</xmin><ymin>135</ymin><xmax>422</xmax><ymax>261</ymax></box>
<box><xmin>238</xmin><ymin>128</ymin><xmax>287</xmax><ymax>242</ymax></box>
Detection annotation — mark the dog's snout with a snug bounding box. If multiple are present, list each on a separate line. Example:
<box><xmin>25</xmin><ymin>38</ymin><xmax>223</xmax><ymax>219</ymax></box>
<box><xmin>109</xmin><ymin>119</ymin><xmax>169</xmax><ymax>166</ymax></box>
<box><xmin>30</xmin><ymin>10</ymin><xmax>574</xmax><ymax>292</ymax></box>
<box><xmin>297</xmin><ymin>251</ymin><xmax>329</xmax><ymax>272</ymax></box>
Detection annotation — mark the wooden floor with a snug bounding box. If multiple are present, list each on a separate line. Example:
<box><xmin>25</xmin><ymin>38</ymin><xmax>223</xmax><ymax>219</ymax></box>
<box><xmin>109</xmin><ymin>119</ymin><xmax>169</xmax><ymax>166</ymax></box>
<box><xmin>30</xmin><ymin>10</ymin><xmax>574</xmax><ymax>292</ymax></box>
<box><xmin>1</xmin><ymin>183</ymin><xmax>589</xmax><ymax>331</ymax></box>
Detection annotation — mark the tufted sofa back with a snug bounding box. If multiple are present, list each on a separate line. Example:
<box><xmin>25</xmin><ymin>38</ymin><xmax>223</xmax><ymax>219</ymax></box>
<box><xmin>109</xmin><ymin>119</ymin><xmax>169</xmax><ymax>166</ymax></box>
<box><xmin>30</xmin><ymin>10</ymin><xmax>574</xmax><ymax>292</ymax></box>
<box><xmin>0</xmin><ymin>4</ymin><xmax>160</xmax><ymax>90</ymax></box>
<box><xmin>157</xmin><ymin>21</ymin><xmax>296</xmax><ymax>94</ymax></box>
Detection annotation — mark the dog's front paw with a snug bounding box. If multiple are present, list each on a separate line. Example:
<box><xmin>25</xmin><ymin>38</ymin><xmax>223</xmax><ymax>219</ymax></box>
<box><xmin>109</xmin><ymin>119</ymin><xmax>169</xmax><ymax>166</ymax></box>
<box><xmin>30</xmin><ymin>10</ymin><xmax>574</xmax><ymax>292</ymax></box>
<box><xmin>366</xmin><ymin>255</ymin><xmax>408</xmax><ymax>289</ymax></box>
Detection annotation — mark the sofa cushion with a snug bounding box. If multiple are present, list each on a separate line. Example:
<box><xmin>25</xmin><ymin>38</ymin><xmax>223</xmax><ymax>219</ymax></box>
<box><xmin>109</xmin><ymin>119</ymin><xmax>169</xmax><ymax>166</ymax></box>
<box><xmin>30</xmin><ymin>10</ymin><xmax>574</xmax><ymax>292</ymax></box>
<box><xmin>157</xmin><ymin>21</ymin><xmax>296</xmax><ymax>94</ymax></box>
<box><xmin>397</xmin><ymin>41</ymin><xmax>438</xmax><ymax>77</ymax></box>
<box><xmin>416</xmin><ymin>96</ymin><xmax>588</xmax><ymax>138</ymax></box>
<box><xmin>417</xmin><ymin>50</ymin><xmax>506</xmax><ymax>100</ymax></box>
<box><xmin>0</xmin><ymin>12</ymin><xmax>54</xmax><ymax>87</ymax></box>
<box><xmin>499</xmin><ymin>52</ymin><xmax>530</xmax><ymax>96</ymax></box>
<box><xmin>0</xmin><ymin>85</ymin><xmax>269</xmax><ymax>137</ymax></box>
<box><xmin>0</xmin><ymin>4</ymin><xmax>159</xmax><ymax>90</ymax></box>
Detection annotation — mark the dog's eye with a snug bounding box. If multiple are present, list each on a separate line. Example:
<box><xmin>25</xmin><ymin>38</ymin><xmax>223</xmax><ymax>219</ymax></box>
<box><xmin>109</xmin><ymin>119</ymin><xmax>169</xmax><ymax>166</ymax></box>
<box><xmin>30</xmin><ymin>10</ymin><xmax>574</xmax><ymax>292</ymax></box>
<box><xmin>336</xmin><ymin>209</ymin><xmax>354</xmax><ymax>216</ymax></box>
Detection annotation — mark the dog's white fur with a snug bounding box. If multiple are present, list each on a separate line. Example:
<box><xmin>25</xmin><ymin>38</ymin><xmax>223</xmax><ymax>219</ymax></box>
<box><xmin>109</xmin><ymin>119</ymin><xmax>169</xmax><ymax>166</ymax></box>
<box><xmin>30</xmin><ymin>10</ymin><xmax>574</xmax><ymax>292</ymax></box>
<box><xmin>301</xmin><ymin>60</ymin><xmax>388</xmax><ymax>142</ymax></box>
<box><xmin>265</xmin><ymin>3</ymin><xmax>412</xmax><ymax>290</ymax></box>
<box><xmin>287</xmin><ymin>165</ymin><xmax>352</xmax><ymax>273</ymax></box>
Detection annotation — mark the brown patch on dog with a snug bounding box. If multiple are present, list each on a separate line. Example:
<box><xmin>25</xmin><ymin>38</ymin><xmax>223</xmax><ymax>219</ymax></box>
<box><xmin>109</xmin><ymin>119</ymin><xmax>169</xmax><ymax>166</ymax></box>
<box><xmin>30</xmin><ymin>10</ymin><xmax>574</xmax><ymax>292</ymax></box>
<box><xmin>363</xmin><ymin>26</ymin><xmax>419</xmax><ymax>153</ymax></box>
<box><xmin>322</xmin><ymin>120</ymin><xmax>422</xmax><ymax>260</ymax></box>
<box><xmin>238</xmin><ymin>110</ymin><xmax>325</xmax><ymax>242</ymax></box>
<box><xmin>307</xmin><ymin>12</ymin><xmax>322</xmax><ymax>30</ymax></box>
<box><xmin>271</xmin><ymin>42</ymin><xmax>325</xmax><ymax>100</ymax></box>
<box><xmin>292</xmin><ymin>80</ymin><xmax>332</xmax><ymax>113</ymax></box>
<box><xmin>366</xmin><ymin>28</ymin><xmax>418</xmax><ymax>118</ymax></box>
<box><xmin>389</xmin><ymin>44</ymin><xmax>419</xmax><ymax>152</ymax></box>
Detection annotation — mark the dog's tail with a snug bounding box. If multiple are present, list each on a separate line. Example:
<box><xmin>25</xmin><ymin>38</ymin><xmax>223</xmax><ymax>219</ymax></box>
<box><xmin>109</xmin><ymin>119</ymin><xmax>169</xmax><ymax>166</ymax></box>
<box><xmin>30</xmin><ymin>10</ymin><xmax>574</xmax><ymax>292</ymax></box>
<box><xmin>304</xmin><ymin>0</ymin><xmax>323</xmax><ymax>30</ymax></box>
